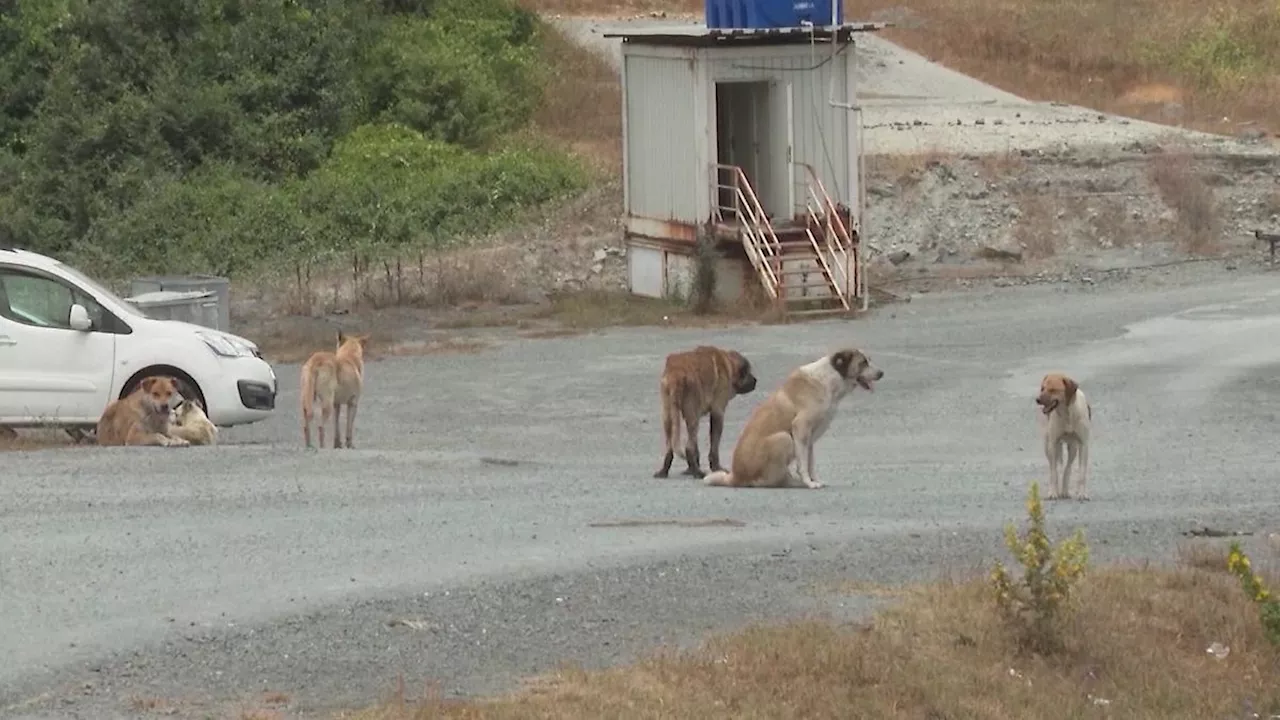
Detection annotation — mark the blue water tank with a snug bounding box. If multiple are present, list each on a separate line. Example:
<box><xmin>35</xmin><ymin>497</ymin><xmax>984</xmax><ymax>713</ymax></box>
<box><xmin>706</xmin><ymin>0</ymin><xmax>842</xmax><ymax>29</ymax></box>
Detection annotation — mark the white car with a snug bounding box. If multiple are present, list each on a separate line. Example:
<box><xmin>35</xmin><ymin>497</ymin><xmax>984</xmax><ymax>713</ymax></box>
<box><xmin>0</xmin><ymin>246</ymin><xmax>277</xmax><ymax>432</ymax></box>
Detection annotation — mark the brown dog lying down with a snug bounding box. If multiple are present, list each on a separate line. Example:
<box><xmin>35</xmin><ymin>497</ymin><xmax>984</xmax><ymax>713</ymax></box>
<box><xmin>96</xmin><ymin>376</ymin><xmax>189</xmax><ymax>447</ymax></box>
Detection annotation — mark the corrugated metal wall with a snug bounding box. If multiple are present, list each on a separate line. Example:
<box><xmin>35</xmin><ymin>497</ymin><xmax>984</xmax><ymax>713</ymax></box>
<box><xmin>707</xmin><ymin>47</ymin><xmax>851</xmax><ymax>213</ymax></box>
<box><xmin>623</xmin><ymin>53</ymin><xmax>699</xmax><ymax>223</ymax></box>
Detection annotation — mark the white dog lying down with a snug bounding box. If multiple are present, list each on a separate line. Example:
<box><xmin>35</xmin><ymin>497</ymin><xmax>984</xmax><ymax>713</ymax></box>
<box><xmin>168</xmin><ymin>397</ymin><xmax>218</xmax><ymax>446</ymax></box>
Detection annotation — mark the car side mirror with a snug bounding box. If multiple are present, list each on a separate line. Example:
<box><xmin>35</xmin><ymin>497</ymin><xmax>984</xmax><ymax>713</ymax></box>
<box><xmin>69</xmin><ymin>303</ymin><xmax>92</xmax><ymax>331</ymax></box>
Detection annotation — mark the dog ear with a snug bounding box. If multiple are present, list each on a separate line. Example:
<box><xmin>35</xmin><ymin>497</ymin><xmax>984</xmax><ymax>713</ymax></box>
<box><xmin>1064</xmin><ymin>376</ymin><xmax>1078</xmax><ymax>403</ymax></box>
<box><xmin>829</xmin><ymin>350</ymin><xmax>856</xmax><ymax>378</ymax></box>
<box><xmin>139</xmin><ymin>377</ymin><xmax>159</xmax><ymax>392</ymax></box>
<box><xmin>337</xmin><ymin>330</ymin><xmax>347</xmax><ymax>346</ymax></box>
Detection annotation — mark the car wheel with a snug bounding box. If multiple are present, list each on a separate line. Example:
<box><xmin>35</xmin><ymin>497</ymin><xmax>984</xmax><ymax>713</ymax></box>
<box><xmin>125</xmin><ymin>371</ymin><xmax>206</xmax><ymax>414</ymax></box>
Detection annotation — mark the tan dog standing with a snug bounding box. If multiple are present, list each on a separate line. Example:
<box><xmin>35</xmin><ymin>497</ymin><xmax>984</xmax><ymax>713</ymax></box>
<box><xmin>1035</xmin><ymin>372</ymin><xmax>1092</xmax><ymax>501</ymax></box>
<box><xmin>96</xmin><ymin>376</ymin><xmax>190</xmax><ymax>447</ymax></box>
<box><xmin>168</xmin><ymin>397</ymin><xmax>218</xmax><ymax>446</ymax></box>
<box><xmin>704</xmin><ymin>348</ymin><xmax>883</xmax><ymax>489</ymax></box>
<box><xmin>653</xmin><ymin>345</ymin><xmax>758</xmax><ymax>479</ymax></box>
<box><xmin>301</xmin><ymin>331</ymin><xmax>370</xmax><ymax>449</ymax></box>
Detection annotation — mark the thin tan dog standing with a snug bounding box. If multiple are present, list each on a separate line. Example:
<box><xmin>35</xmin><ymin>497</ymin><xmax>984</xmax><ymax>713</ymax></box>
<box><xmin>301</xmin><ymin>331</ymin><xmax>370</xmax><ymax>449</ymax></box>
<box><xmin>96</xmin><ymin>376</ymin><xmax>190</xmax><ymax>447</ymax></box>
<box><xmin>168</xmin><ymin>397</ymin><xmax>218</xmax><ymax>446</ymax></box>
<box><xmin>704</xmin><ymin>348</ymin><xmax>883</xmax><ymax>490</ymax></box>
<box><xmin>652</xmin><ymin>345</ymin><xmax>757</xmax><ymax>479</ymax></box>
<box><xmin>1035</xmin><ymin>372</ymin><xmax>1092</xmax><ymax>501</ymax></box>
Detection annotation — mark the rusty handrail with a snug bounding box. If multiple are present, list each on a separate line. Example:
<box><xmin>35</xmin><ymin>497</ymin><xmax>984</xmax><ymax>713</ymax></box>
<box><xmin>712</xmin><ymin>163</ymin><xmax>782</xmax><ymax>298</ymax></box>
<box><xmin>795</xmin><ymin>163</ymin><xmax>858</xmax><ymax>307</ymax></box>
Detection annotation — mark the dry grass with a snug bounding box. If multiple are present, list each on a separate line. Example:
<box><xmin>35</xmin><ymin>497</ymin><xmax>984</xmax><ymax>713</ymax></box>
<box><xmin>865</xmin><ymin>149</ymin><xmax>956</xmax><ymax>188</ymax></box>
<box><xmin>975</xmin><ymin>151</ymin><xmax>1028</xmax><ymax>182</ymax></box>
<box><xmin>846</xmin><ymin>0</ymin><xmax>1280</xmax><ymax>135</ymax></box>
<box><xmin>350</xmin><ymin>561</ymin><xmax>1280</xmax><ymax>720</ymax></box>
<box><xmin>377</xmin><ymin>338</ymin><xmax>492</xmax><ymax>357</ymax></box>
<box><xmin>1263</xmin><ymin>188</ymin><xmax>1280</xmax><ymax>219</ymax></box>
<box><xmin>533</xmin><ymin>19</ymin><xmax>624</xmax><ymax>174</ymax></box>
<box><xmin>1149</xmin><ymin>150</ymin><xmax>1222</xmax><ymax>255</ymax></box>
<box><xmin>1012</xmin><ymin>193</ymin><xmax>1058</xmax><ymax>261</ymax></box>
<box><xmin>542</xmin><ymin>290</ymin><xmax>748</xmax><ymax>329</ymax></box>
<box><xmin>0</xmin><ymin>427</ymin><xmax>80</xmax><ymax>452</ymax></box>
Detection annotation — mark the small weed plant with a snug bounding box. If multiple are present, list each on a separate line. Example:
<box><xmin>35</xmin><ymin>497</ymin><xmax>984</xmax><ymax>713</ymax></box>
<box><xmin>990</xmin><ymin>482</ymin><xmax>1090</xmax><ymax>653</ymax></box>
<box><xmin>1226</xmin><ymin>542</ymin><xmax>1280</xmax><ymax>644</ymax></box>
<box><xmin>690</xmin><ymin>230</ymin><xmax>720</xmax><ymax>315</ymax></box>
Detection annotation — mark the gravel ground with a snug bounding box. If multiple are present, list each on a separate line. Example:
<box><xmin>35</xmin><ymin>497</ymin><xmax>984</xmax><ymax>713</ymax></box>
<box><xmin>5</xmin><ymin>261</ymin><xmax>1280</xmax><ymax>718</ymax></box>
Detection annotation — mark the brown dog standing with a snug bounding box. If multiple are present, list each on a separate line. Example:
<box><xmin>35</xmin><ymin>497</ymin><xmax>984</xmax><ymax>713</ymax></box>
<box><xmin>301</xmin><ymin>331</ymin><xmax>370</xmax><ymax>449</ymax></box>
<box><xmin>653</xmin><ymin>345</ymin><xmax>757</xmax><ymax>479</ymax></box>
<box><xmin>96</xmin><ymin>376</ymin><xmax>189</xmax><ymax>447</ymax></box>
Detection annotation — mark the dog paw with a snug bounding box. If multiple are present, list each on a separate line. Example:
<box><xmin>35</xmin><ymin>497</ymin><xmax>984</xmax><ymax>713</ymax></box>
<box><xmin>652</xmin><ymin>469</ymin><xmax>670</xmax><ymax>479</ymax></box>
<box><xmin>168</xmin><ymin>437</ymin><xmax>190</xmax><ymax>447</ymax></box>
<box><xmin>1075</xmin><ymin>494</ymin><xmax>1091</xmax><ymax>502</ymax></box>
<box><xmin>804</xmin><ymin>480</ymin><xmax>824</xmax><ymax>489</ymax></box>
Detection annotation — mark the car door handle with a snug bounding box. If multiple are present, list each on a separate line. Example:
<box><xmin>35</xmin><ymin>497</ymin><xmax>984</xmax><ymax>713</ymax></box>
<box><xmin>0</xmin><ymin>335</ymin><xmax>15</xmax><ymax>347</ymax></box>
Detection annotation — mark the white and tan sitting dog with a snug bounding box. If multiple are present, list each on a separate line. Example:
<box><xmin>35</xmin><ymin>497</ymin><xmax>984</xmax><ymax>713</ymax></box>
<box><xmin>704</xmin><ymin>348</ymin><xmax>883</xmax><ymax>489</ymax></box>
<box><xmin>1035</xmin><ymin>372</ymin><xmax>1091</xmax><ymax>500</ymax></box>
<box><xmin>168</xmin><ymin>397</ymin><xmax>218</xmax><ymax>446</ymax></box>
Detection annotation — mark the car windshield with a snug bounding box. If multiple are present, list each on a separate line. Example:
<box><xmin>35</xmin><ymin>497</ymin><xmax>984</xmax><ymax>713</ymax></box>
<box><xmin>53</xmin><ymin>261</ymin><xmax>149</xmax><ymax>319</ymax></box>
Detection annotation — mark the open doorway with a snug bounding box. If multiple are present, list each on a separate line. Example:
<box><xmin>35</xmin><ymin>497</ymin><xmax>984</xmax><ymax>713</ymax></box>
<box><xmin>715</xmin><ymin>80</ymin><xmax>776</xmax><ymax>221</ymax></box>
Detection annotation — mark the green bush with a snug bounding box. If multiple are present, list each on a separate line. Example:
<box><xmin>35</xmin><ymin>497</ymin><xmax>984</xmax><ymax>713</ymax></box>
<box><xmin>1140</xmin><ymin>5</ymin><xmax>1280</xmax><ymax>92</ymax></box>
<box><xmin>1226</xmin><ymin>542</ymin><xmax>1280</xmax><ymax>645</ymax></box>
<box><xmin>990</xmin><ymin>482</ymin><xmax>1090</xmax><ymax>654</ymax></box>
<box><xmin>0</xmin><ymin>0</ymin><xmax>580</xmax><ymax>281</ymax></box>
<box><xmin>298</xmin><ymin>123</ymin><xmax>584</xmax><ymax>257</ymax></box>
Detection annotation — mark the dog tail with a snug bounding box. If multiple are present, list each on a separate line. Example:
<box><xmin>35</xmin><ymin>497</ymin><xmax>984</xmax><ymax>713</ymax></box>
<box><xmin>703</xmin><ymin>470</ymin><xmax>733</xmax><ymax>487</ymax></box>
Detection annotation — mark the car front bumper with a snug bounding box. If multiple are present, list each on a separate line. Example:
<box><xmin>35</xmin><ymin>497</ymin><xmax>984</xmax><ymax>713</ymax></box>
<box><xmin>208</xmin><ymin>356</ymin><xmax>277</xmax><ymax>427</ymax></box>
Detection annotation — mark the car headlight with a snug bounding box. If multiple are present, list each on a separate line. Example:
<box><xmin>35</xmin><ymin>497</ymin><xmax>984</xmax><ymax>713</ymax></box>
<box><xmin>198</xmin><ymin>331</ymin><xmax>258</xmax><ymax>358</ymax></box>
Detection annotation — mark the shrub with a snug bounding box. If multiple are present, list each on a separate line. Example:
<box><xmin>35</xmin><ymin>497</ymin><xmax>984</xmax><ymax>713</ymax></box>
<box><xmin>1226</xmin><ymin>542</ymin><xmax>1280</xmax><ymax>645</ymax></box>
<box><xmin>0</xmin><ymin>0</ymin><xmax>578</xmax><ymax>280</ymax></box>
<box><xmin>357</xmin><ymin>0</ymin><xmax>543</xmax><ymax>149</ymax></box>
<box><xmin>689</xmin><ymin>228</ymin><xmax>719</xmax><ymax>315</ymax></box>
<box><xmin>990</xmin><ymin>482</ymin><xmax>1090</xmax><ymax>653</ymax></box>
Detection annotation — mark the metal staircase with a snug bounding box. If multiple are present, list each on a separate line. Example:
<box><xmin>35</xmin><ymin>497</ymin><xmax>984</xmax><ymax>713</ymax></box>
<box><xmin>713</xmin><ymin>162</ymin><xmax>861</xmax><ymax>317</ymax></box>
